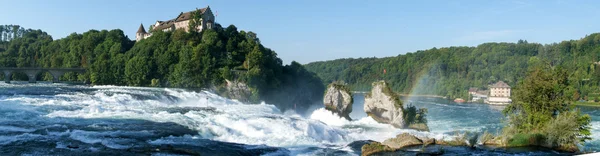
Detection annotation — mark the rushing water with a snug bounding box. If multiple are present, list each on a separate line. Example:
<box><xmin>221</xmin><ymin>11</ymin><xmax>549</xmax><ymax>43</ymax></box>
<box><xmin>0</xmin><ymin>83</ymin><xmax>599</xmax><ymax>155</ymax></box>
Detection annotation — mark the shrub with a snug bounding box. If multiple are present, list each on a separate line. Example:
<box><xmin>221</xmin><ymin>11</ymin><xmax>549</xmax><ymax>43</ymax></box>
<box><xmin>507</xmin><ymin>133</ymin><xmax>544</xmax><ymax>147</ymax></box>
<box><xmin>150</xmin><ymin>79</ymin><xmax>160</xmax><ymax>87</ymax></box>
<box><xmin>403</xmin><ymin>103</ymin><xmax>428</xmax><ymax>125</ymax></box>
<box><xmin>480</xmin><ymin>131</ymin><xmax>494</xmax><ymax>144</ymax></box>
<box><xmin>448</xmin><ymin>131</ymin><xmax>468</xmax><ymax>146</ymax></box>
<box><xmin>544</xmin><ymin>110</ymin><xmax>591</xmax><ymax>151</ymax></box>
<box><xmin>467</xmin><ymin>132</ymin><xmax>479</xmax><ymax>147</ymax></box>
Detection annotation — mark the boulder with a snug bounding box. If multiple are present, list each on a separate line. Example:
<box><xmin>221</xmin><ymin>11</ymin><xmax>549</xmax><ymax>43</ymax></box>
<box><xmin>408</xmin><ymin>123</ymin><xmax>430</xmax><ymax>132</ymax></box>
<box><xmin>360</xmin><ymin>142</ymin><xmax>396</xmax><ymax>156</ymax></box>
<box><xmin>225</xmin><ymin>79</ymin><xmax>252</xmax><ymax>102</ymax></box>
<box><xmin>364</xmin><ymin>80</ymin><xmax>405</xmax><ymax>128</ymax></box>
<box><xmin>417</xmin><ymin>136</ymin><xmax>436</xmax><ymax>145</ymax></box>
<box><xmin>382</xmin><ymin>133</ymin><xmax>423</xmax><ymax>149</ymax></box>
<box><xmin>323</xmin><ymin>83</ymin><xmax>353</xmax><ymax>120</ymax></box>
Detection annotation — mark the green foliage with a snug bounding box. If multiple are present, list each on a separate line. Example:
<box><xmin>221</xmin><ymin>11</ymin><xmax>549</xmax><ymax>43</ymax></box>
<box><xmin>150</xmin><ymin>79</ymin><xmax>160</xmax><ymax>87</ymax></box>
<box><xmin>125</xmin><ymin>56</ymin><xmax>151</xmax><ymax>86</ymax></box>
<box><xmin>305</xmin><ymin>35</ymin><xmax>600</xmax><ymax>100</ymax></box>
<box><xmin>544</xmin><ymin>110</ymin><xmax>590</xmax><ymax>150</ymax></box>
<box><xmin>188</xmin><ymin>9</ymin><xmax>203</xmax><ymax>32</ymax></box>
<box><xmin>403</xmin><ymin>103</ymin><xmax>428</xmax><ymax>126</ymax></box>
<box><xmin>501</xmin><ymin>60</ymin><xmax>592</xmax><ymax>151</ymax></box>
<box><xmin>507</xmin><ymin>133</ymin><xmax>545</xmax><ymax>147</ymax></box>
<box><xmin>480</xmin><ymin>131</ymin><xmax>494</xmax><ymax>144</ymax></box>
<box><xmin>503</xmin><ymin>60</ymin><xmax>571</xmax><ymax>132</ymax></box>
<box><xmin>573</xmin><ymin>91</ymin><xmax>581</xmax><ymax>101</ymax></box>
<box><xmin>0</xmin><ymin>24</ymin><xmax>324</xmax><ymax>113</ymax></box>
<box><xmin>447</xmin><ymin>131</ymin><xmax>468</xmax><ymax>146</ymax></box>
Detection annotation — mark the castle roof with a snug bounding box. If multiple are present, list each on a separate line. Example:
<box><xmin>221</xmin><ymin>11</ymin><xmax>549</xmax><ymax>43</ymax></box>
<box><xmin>137</xmin><ymin>23</ymin><xmax>147</xmax><ymax>34</ymax></box>
<box><xmin>153</xmin><ymin>20</ymin><xmax>176</xmax><ymax>30</ymax></box>
<box><xmin>490</xmin><ymin>81</ymin><xmax>510</xmax><ymax>88</ymax></box>
<box><xmin>468</xmin><ymin>88</ymin><xmax>478</xmax><ymax>92</ymax></box>
<box><xmin>175</xmin><ymin>7</ymin><xmax>208</xmax><ymax>22</ymax></box>
<box><xmin>152</xmin><ymin>7</ymin><xmax>210</xmax><ymax>31</ymax></box>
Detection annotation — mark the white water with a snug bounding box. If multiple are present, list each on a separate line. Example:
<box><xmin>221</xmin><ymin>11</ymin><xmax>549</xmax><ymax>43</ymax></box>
<box><xmin>0</xmin><ymin>85</ymin><xmax>450</xmax><ymax>152</ymax></box>
<box><xmin>2</xmin><ymin>84</ymin><xmax>600</xmax><ymax>154</ymax></box>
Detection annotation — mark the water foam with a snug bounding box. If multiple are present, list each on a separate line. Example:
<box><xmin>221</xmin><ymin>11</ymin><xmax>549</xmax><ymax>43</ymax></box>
<box><xmin>11</xmin><ymin>84</ymin><xmax>596</xmax><ymax>153</ymax></box>
<box><xmin>43</xmin><ymin>86</ymin><xmax>351</xmax><ymax>148</ymax></box>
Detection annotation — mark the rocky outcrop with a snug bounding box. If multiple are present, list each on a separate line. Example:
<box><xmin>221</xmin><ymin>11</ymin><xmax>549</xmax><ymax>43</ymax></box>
<box><xmin>361</xmin><ymin>142</ymin><xmax>396</xmax><ymax>156</ymax></box>
<box><xmin>323</xmin><ymin>83</ymin><xmax>353</xmax><ymax>120</ymax></box>
<box><xmin>224</xmin><ymin>79</ymin><xmax>252</xmax><ymax>102</ymax></box>
<box><xmin>364</xmin><ymin>81</ymin><xmax>405</xmax><ymax>128</ymax></box>
<box><xmin>361</xmin><ymin>133</ymin><xmax>436</xmax><ymax>156</ymax></box>
<box><xmin>382</xmin><ymin>133</ymin><xmax>423</xmax><ymax>149</ymax></box>
<box><xmin>418</xmin><ymin>136</ymin><xmax>436</xmax><ymax>145</ymax></box>
<box><xmin>408</xmin><ymin>123</ymin><xmax>430</xmax><ymax>132</ymax></box>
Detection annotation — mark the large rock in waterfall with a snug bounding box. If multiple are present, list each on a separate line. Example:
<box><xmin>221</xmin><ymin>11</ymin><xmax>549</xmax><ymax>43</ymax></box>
<box><xmin>363</xmin><ymin>80</ymin><xmax>405</xmax><ymax>128</ymax></box>
<box><xmin>323</xmin><ymin>82</ymin><xmax>353</xmax><ymax>120</ymax></box>
<box><xmin>224</xmin><ymin>79</ymin><xmax>252</xmax><ymax>102</ymax></box>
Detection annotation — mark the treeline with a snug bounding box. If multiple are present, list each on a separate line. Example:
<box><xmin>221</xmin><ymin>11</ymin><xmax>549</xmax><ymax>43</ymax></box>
<box><xmin>305</xmin><ymin>37</ymin><xmax>600</xmax><ymax>100</ymax></box>
<box><xmin>0</xmin><ymin>24</ymin><xmax>324</xmax><ymax>113</ymax></box>
<box><xmin>0</xmin><ymin>25</ymin><xmax>28</xmax><ymax>52</ymax></box>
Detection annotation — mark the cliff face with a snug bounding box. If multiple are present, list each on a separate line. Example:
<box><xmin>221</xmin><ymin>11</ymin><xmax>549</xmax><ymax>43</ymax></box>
<box><xmin>323</xmin><ymin>83</ymin><xmax>353</xmax><ymax>120</ymax></box>
<box><xmin>224</xmin><ymin>79</ymin><xmax>252</xmax><ymax>102</ymax></box>
<box><xmin>363</xmin><ymin>80</ymin><xmax>405</xmax><ymax>128</ymax></box>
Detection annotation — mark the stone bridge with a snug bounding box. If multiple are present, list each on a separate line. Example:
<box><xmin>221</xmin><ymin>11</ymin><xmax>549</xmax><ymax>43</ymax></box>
<box><xmin>0</xmin><ymin>67</ymin><xmax>86</xmax><ymax>83</ymax></box>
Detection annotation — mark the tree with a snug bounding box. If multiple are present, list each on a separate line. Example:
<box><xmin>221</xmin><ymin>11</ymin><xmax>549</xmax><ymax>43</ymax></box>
<box><xmin>125</xmin><ymin>56</ymin><xmax>151</xmax><ymax>86</ymax></box>
<box><xmin>0</xmin><ymin>24</ymin><xmax>325</xmax><ymax>114</ymax></box>
<box><xmin>502</xmin><ymin>59</ymin><xmax>591</xmax><ymax>151</ymax></box>
<box><xmin>188</xmin><ymin>9</ymin><xmax>203</xmax><ymax>32</ymax></box>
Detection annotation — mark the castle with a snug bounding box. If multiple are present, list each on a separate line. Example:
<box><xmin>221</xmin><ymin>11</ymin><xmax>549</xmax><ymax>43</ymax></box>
<box><xmin>136</xmin><ymin>6</ymin><xmax>215</xmax><ymax>41</ymax></box>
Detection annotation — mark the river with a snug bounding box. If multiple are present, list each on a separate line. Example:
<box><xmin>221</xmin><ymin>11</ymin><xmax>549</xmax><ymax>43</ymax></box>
<box><xmin>0</xmin><ymin>83</ymin><xmax>598</xmax><ymax>155</ymax></box>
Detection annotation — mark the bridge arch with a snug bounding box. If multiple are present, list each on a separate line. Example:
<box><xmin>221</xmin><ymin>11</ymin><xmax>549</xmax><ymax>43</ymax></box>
<box><xmin>0</xmin><ymin>68</ymin><xmax>86</xmax><ymax>83</ymax></box>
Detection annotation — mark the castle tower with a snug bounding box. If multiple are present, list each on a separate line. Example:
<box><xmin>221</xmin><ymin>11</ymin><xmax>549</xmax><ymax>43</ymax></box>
<box><xmin>136</xmin><ymin>23</ymin><xmax>147</xmax><ymax>41</ymax></box>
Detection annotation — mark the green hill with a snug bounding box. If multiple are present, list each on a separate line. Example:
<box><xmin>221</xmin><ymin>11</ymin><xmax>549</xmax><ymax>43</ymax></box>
<box><xmin>0</xmin><ymin>24</ymin><xmax>324</xmax><ymax>113</ymax></box>
<box><xmin>305</xmin><ymin>36</ymin><xmax>600</xmax><ymax>100</ymax></box>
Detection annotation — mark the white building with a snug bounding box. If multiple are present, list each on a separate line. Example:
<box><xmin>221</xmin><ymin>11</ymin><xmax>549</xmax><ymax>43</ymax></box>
<box><xmin>469</xmin><ymin>88</ymin><xmax>489</xmax><ymax>102</ymax></box>
<box><xmin>136</xmin><ymin>6</ymin><xmax>216</xmax><ymax>41</ymax></box>
<box><xmin>485</xmin><ymin>81</ymin><xmax>512</xmax><ymax>105</ymax></box>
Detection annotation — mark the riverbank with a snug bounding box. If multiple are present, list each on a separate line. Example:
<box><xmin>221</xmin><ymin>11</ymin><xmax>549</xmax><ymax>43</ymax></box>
<box><xmin>575</xmin><ymin>101</ymin><xmax>600</xmax><ymax>107</ymax></box>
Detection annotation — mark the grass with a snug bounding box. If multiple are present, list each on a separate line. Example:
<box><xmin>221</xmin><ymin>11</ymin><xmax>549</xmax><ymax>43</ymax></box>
<box><xmin>574</xmin><ymin>101</ymin><xmax>600</xmax><ymax>107</ymax></box>
<box><xmin>507</xmin><ymin>133</ymin><xmax>545</xmax><ymax>147</ymax></box>
<box><xmin>480</xmin><ymin>131</ymin><xmax>494</xmax><ymax>145</ymax></box>
<box><xmin>446</xmin><ymin>131</ymin><xmax>468</xmax><ymax>146</ymax></box>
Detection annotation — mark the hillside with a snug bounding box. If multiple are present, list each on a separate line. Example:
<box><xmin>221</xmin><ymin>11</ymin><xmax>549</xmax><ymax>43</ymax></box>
<box><xmin>0</xmin><ymin>24</ymin><xmax>324</xmax><ymax>113</ymax></box>
<box><xmin>305</xmin><ymin>36</ymin><xmax>600</xmax><ymax>100</ymax></box>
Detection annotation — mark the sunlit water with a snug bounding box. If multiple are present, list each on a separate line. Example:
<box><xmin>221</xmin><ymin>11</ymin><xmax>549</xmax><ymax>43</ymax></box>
<box><xmin>0</xmin><ymin>83</ymin><xmax>598</xmax><ymax>155</ymax></box>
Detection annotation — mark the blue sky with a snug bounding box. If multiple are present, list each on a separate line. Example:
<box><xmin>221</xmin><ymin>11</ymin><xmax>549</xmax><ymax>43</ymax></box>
<box><xmin>1</xmin><ymin>0</ymin><xmax>599</xmax><ymax>64</ymax></box>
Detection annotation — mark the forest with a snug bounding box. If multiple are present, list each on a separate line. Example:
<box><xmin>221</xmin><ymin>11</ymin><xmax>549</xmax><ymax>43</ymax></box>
<box><xmin>304</xmin><ymin>36</ymin><xmax>600</xmax><ymax>100</ymax></box>
<box><xmin>0</xmin><ymin>24</ymin><xmax>324</xmax><ymax>113</ymax></box>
